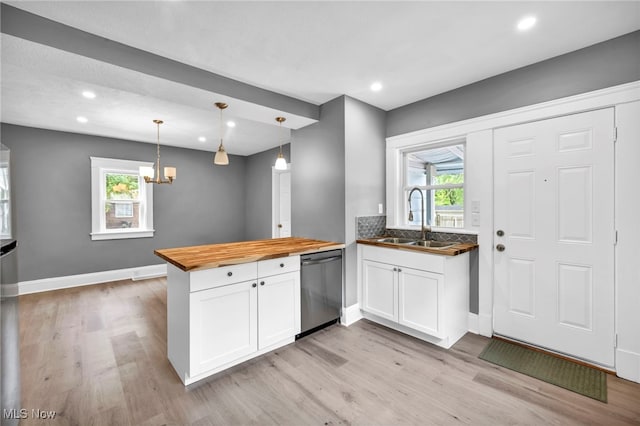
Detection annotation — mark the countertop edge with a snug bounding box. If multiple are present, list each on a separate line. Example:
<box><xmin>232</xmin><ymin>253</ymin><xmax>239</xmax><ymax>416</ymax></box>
<box><xmin>356</xmin><ymin>238</ymin><xmax>478</xmax><ymax>256</ymax></box>
<box><xmin>155</xmin><ymin>239</ymin><xmax>345</xmax><ymax>272</ymax></box>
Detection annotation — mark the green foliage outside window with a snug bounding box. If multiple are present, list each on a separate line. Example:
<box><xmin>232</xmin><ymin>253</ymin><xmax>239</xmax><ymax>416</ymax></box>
<box><xmin>434</xmin><ymin>173</ymin><xmax>463</xmax><ymax>206</ymax></box>
<box><xmin>106</xmin><ymin>173</ymin><xmax>139</xmax><ymax>200</ymax></box>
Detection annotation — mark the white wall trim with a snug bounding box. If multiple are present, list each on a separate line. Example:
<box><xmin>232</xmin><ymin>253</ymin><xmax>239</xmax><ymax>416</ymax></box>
<box><xmin>467</xmin><ymin>313</ymin><xmax>479</xmax><ymax>334</ymax></box>
<box><xmin>340</xmin><ymin>303</ymin><xmax>363</xmax><ymax>327</ymax></box>
<box><xmin>19</xmin><ymin>264</ymin><xmax>167</xmax><ymax>295</ymax></box>
<box><xmin>616</xmin><ymin>348</ymin><xmax>640</xmax><ymax>383</ymax></box>
<box><xmin>478</xmin><ymin>313</ymin><xmax>493</xmax><ymax>338</ymax></box>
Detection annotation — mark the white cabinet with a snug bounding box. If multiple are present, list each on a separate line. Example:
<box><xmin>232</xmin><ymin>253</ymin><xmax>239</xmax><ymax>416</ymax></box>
<box><xmin>358</xmin><ymin>244</ymin><xmax>469</xmax><ymax>349</ymax></box>
<box><xmin>189</xmin><ymin>280</ymin><xmax>257</xmax><ymax>377</ymax></box>
<box><xmin>362</xmin><ymin>260</ymin><xmax>397</xmax><ymax>321</ymax></box>
<box><xmin>167</xmin><ymin>255</ymin><xmax>300</xmax><ymax>385</ymax></box>
<box><xmin>258</xmin><ymin>271</ymin><xmax>301</xmax><ymax>349</ymax></box>
<box><xmin>398</xmin><ymin>267</ymin><xmax>444</xmax><ymax>338</ymax></box>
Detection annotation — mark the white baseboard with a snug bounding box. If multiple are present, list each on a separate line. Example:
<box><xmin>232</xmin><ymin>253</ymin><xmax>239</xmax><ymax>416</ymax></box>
<box><xmin>18</xmin><ymin>264</ymin><xmax>167</xmax><ymax>295</ymax></box>
<box><xmin>340</xmin><ymin>303</ymin><xmax>363</xmax><ymax>327</ymax></box>
<box><xmin>478</xmin><ymin>313</ymin><xmax>493</xmax><ymax>337</ymax></box>
<box><xmin>467</xmin><ymin>313</ymin><xmax>479</xmax><ymax>334</ymax></box>
<box><xmin>616</xmin><ymin>348</ymin><xmax>640</xmax><ymax>384</ymax></box>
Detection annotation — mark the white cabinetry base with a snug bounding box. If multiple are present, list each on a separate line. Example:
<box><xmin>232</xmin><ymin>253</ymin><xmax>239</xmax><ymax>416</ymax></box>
<box><xmin>174</xmin><ymin>337</ymin><xmax>295</xmax><ymax>386</ymax></box>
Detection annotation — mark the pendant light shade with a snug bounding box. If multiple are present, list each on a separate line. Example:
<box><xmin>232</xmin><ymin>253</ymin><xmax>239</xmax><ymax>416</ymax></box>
<box><xmin>274</xmin><ymin>152</ymin><xmax>287</xmax><ymax>170</ymax></box>
<box><xmin>214</xmin><ymin>102</ymin><xmax>229</xmax><ymax>165</ymax></box>
<box><xmin>274</xmin><ymin>116</ymin><xmax>288</xmax><ymax>170</ymax></box>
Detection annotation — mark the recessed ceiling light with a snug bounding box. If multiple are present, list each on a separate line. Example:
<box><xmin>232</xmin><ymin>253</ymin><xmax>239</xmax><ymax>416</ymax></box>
<box><xmin>517</xmin><ymin>15</ymin><xmax>537</xmax><ymax>31</ymax></box>
<box><xmin>76</xmin><ymin>116</ymin><xmax>88</xmax><ymax>123</ymax></box>
<box><xmin>370</xmin><ymin>82</ymin><xmax>383</xmax><ymax>92</ymax></box>
<box><xmin>198</xmin><ymin>136</ymin><xmax>206</xmax><ymax>142</ymax></box>
<box><xmin>82</xmin><ymin>90</ymin><xmax>96</xmax><ymax>99</ymax></box>
<box><xmin>226</xmin><ymin>121</ymin><xmax>236</xmax><ymax>128</ymax></box>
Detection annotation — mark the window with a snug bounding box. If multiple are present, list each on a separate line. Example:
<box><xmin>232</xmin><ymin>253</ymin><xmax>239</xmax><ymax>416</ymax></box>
<box><xmin>90</xmin><ymin>157</ymin><xmax>154</xmax><ymax>240</ymax></box>
<box><xmin>403</xmin><ymin>142</ymin><xmax>465</xmax><ymax>229</ymax></box>
<box><xmin>0</xmin><ymin>150</ymin><xmax>10</xmax><ymax>239</ymax></box>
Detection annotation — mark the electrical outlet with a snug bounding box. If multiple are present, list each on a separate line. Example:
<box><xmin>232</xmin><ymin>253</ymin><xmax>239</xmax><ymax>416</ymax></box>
<box><xmin>378</xmin><ymin>203</ymin><xmax>384</xmax><ymax>214</ymax></box>
<box><xmin>471</xmin><ymin>213</ymin><xmax>480</xmax><ymax>227</ymax></box>
<box><xmin>472</xmin><ymin>200</ymin><xmax>480</xmax><ymax>213</ymax></box>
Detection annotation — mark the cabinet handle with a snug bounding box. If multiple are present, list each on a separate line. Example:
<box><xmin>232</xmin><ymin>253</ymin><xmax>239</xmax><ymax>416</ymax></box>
<box><xmin>393</xmin><ymin>267</ymin><xmax>398</xmax><ymax>272</ymax></box>
<box><xmin>252</xmin><ymin>283</ymin><xmax>257</xmax><ymax>288</ymax></box>
<box><xmin>398</xmin><ymin>268</ymin><xmax>402</xmax><ymax>272</ymax></box>
<box><xmin>260</xmin><ymin>281</ymin><xmax>265</xmax><ymax>286</ymax></box>
<box><xmin>227</xmin><ymin>271</ymin><xmax>233</xmax><ymax>277</ymax></box>
<box><xmin>280</xmin><ymin>263</ymin><xmax>285</xmax><ymax>268</ymax></box>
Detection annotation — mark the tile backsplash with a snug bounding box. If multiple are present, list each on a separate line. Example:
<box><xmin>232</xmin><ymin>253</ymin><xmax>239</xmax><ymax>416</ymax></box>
<box><xmin>356</xmin><ymin>215</ymin><xmax>386</xmax><ymax>239</ymax></box>
<box><xmin>356</xmin><ymin>215</ymin><xmax>477</xmax><ymax>244</ymax></box>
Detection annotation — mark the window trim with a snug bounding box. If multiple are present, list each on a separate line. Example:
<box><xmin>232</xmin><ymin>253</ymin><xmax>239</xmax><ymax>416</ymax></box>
<box><xmin>386</xmin><ymin>137</ymin><xmax>466</xmax><ymax>232</ymax></box>
<box><xmin>90</xmin><ymin>157</ymin><xmax>154</xmax><ymax>241</ymax></box>
<box><xmin>0</xmin><ymin>149</ymin><xmax>11</xmax><ymax>239</ymax></box>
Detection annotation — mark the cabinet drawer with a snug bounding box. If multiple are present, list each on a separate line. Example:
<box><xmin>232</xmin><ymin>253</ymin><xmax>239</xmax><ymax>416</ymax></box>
<box><xmin>258</xmin><ymin>255</ymin><xmax>300</xmax><ymax>277</ymax></box>
<box><xmin>190</xmin><ymin>262</ymin><xmax>257</xmax><ymax>292</ymax></box>
<box><xmin>360</xmin><ymin>244</ymin><xmax>444</xmax><ymax>274</ymax></box>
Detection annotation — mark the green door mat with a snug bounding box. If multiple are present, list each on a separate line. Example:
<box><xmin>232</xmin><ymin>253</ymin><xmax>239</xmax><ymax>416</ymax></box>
<box><xmin>479</xmin><ymin>339</ymin><xmax>607</xmax><ymax>402</ymax></box>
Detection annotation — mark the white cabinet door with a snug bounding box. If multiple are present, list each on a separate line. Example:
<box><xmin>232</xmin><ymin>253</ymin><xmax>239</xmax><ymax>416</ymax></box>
<box><xmin>189</xmin><ymin>280</ymin><xmax>257</xmax><ymax>376</ymax></box>
<box><xmin>362</xmin><ymin>260</ymin><xmax>397</xmax><ymax>322</ymax></box>
<box><xmin>398</xmin><ymin>267</ymin><xmax>444</xmax><ymax>338</ymax></box>
<box><xmin>258</xmin><ymin>271</ymin><xmax>300</xmax><ymax>349</ymax></box>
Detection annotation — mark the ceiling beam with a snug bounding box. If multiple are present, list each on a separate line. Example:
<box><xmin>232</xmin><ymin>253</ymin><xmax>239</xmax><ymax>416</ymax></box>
<box><xmin>0</xmin><ymin>3</ymin><xmax>320</xmax><ymax>122</ymax></box>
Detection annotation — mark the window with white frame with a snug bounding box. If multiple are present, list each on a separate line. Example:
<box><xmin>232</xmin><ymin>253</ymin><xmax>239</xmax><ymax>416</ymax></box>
<box><xmin>403</xmin><ymin>142</ymin><xmax>465</xmax><ymax>229</ymax></box>
<box><xmin>0</xmin><ymin>151</ymin><xmax>10</xmax><ymax>239</ymax></box>
<box><xmin>90</xmin><ymin>157</ymin><xmax>154</xmax><ymax>240</ymax></box>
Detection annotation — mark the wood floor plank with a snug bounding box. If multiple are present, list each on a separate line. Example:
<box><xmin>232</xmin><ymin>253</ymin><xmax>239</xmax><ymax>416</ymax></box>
<box><xmin>18</xmin><ymin>277</ymin><xmax>640</xmax><ymax>425</ymax></box>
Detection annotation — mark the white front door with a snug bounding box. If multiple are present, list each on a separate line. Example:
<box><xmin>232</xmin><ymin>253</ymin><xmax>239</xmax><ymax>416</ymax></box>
<box><xmin>273</xmin><ymin>170</ymin><xmax>291</xmax><ymax>238</ymax></box>
<box><xmin>493</xmin><ymin>108</ymin><xmax>615</xmax><ymax>367</ymax></box>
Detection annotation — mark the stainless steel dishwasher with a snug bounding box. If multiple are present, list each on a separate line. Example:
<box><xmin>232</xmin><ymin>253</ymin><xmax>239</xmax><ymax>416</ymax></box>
<box><xmin>296</xmin><ymin>249</ymin><xmax>343</xmax><ymax>339</ymax></box>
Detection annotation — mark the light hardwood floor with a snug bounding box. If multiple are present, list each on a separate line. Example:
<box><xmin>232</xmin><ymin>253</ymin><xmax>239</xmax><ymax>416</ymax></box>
<box><xmin>18</xmin><ymin>278</ymin><xmax>640</xmax><ymax>425</ymax></box>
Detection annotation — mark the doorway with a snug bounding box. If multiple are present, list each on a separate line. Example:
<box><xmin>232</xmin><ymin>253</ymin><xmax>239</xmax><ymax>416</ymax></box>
<box><xmin>272</xmin><ymin>168</ymin><xmax>291</xmax><ymax>238</ymax></box>
<box><xmin>493</xmin><ymin>108</ymin><xmax>615</xmax><ymax>367</ymax></box>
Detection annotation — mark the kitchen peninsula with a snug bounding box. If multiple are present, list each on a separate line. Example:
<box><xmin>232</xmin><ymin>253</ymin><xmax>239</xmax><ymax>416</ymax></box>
<box><xmin>155</xmin><ymin>237</ymin><xmax>344</xmax><ymax>385</ymax></box>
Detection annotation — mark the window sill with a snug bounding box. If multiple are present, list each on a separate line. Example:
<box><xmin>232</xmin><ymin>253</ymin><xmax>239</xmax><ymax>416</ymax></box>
<box><xmin>91</xmin><ymin>229</ymin><xmax>155</xmax><ymax>241</ymax></box>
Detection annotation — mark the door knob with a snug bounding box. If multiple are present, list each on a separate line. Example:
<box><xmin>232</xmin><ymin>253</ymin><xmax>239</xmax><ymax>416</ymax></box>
<box><xmin>278</xmin><ymin>224</ymin><xmax>283</xmax><ymax>228</ymax></box>
<box><xmin>496</xmin><ymin>244</ymin><xmax>506</xmax><ymax>252</ymax></box>
<box><xmin>496</xmin><ymin>229</ymin><xmax>504</xmax><ymax>237</ymax></box>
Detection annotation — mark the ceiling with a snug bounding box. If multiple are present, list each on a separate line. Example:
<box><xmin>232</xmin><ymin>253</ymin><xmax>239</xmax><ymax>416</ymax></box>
<box><xmin>2</xmin><ymin>1</ymin><xmax>639</xmax><ymax>155</ymax></box>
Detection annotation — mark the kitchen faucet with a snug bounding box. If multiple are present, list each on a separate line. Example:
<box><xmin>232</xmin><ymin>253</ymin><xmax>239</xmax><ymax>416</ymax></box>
<box><xmin>408</xmin><ymin>187</ymin><xmax>431</xmax><ymax>241</ymax></box>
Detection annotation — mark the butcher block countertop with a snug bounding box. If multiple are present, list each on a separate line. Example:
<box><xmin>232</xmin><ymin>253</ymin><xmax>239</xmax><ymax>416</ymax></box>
<box><xmin>155</xmin><ymin>237</ymin><xmax>345</xmax><ymax>272</ymax></box>
<box><xmin>357</xmin><ymin>238</ymin><xmax>478</xmax><ymax>256</ymax></box>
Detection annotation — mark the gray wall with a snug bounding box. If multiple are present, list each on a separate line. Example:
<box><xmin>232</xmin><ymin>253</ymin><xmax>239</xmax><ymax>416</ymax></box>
<box><xmin>291</xmin><ymin>97</ymin><xmax>346</xmax><ymax>243</ymax></box>
<box><xmin>2</xmin><ymin>124</ymin><xmax>247</xmax><ymax>282</ymax></box>
<box><xmin>387</xmin><ymin>30</ymin><xmax>640</xmax><ymax>137</ymax></box>
<box><xmin>244</xmin><ymin>143</ymin><xmax>291</xmax><ymax>241</ymax></box>
<box><xmin>344</xmin><ymin>96</ymin><xmax>386</xmax><ymax>306</ymax></box>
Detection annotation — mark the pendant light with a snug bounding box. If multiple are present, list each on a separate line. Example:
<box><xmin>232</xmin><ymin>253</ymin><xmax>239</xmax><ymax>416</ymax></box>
<box><xmin>140</xmin><ymin>119</ymin><xmax>176</xmax><ymax>184</ymax></box>
<box><xmin>214</xmin><ymin>102</ymin><xmax>229</xmax><ymax>165</ymax></box>
<box><xmin>274</xmin><ymin>116</ymin><xmax>288</xmax><ymax>170</ymax></box>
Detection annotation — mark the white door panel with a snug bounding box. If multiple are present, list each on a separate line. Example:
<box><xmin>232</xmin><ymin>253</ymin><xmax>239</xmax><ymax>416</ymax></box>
<box><xmin>494</xmin><ymin>108</ymin><xmax>615</xmax><ymax>367</ymax></box>
<box><xmin>273</xmin><ymin>170</ymin><xmax>291</xmax><ymax>238</ymax></box>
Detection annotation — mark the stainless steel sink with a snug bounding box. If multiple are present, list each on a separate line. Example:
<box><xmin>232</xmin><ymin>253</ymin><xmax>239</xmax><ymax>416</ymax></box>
<box><xmin>375</xmin><ymin>237</ymin><xmax>456</xmax><ymax>249</ymax></box>
<box><xmin>376</xmin><ymin>237</ymin><xmax>415</xmax><ymax>244</ymax></box>
<box><xmin>407</xmin><ymin>240</ymin><xmax>455</xmax><ymax>249</ymax></box>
